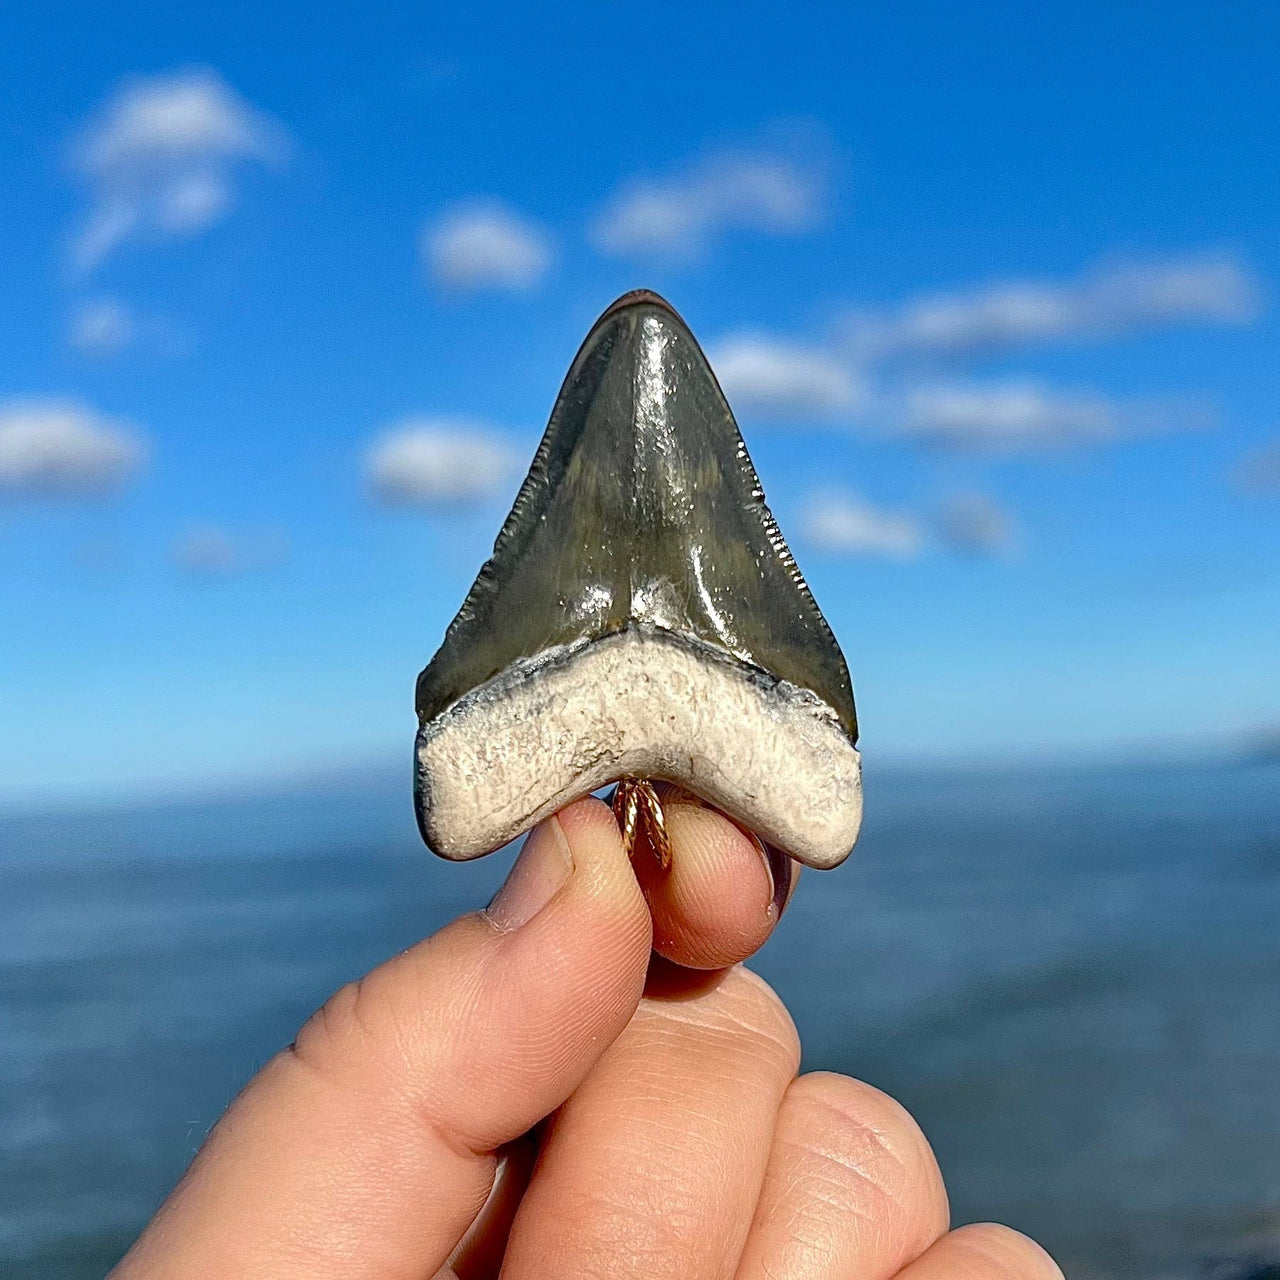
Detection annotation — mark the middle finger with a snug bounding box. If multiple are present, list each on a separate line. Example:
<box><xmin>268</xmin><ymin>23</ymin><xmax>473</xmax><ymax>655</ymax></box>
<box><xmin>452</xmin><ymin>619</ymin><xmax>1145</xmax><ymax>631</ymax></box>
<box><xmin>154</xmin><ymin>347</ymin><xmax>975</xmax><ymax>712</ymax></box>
<box><xmin>499</xmin><ymin>960</ymin><xmax>800</xmax><ymax>1279</ymax></box>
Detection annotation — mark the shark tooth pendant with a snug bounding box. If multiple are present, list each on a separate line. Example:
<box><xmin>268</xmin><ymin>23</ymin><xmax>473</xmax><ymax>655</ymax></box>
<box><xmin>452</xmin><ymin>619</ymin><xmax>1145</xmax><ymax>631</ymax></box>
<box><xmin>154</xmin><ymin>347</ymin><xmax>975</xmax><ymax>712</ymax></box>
<box><xmin>415</xmin><ymin>290</ymin><xmax>862</xmax><ymax>870</ymax></box>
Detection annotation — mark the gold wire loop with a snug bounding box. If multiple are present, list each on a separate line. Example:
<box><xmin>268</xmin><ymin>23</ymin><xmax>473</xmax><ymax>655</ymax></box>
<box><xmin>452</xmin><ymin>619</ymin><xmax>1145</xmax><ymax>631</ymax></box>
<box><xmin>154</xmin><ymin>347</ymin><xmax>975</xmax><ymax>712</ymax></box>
<box><xmin>612</xmin><ymin>778</ymin><xmax>672</xmax><ymax>872</ymax></box>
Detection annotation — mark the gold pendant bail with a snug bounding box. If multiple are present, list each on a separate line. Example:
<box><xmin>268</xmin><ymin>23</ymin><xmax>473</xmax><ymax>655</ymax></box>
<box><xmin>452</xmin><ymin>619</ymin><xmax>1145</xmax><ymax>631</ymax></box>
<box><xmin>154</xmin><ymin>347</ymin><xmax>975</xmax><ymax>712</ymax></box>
<box><xmin>612</xmin><ymin>778</ymin><xmax>672</xmax><ymax>872</ymax></box>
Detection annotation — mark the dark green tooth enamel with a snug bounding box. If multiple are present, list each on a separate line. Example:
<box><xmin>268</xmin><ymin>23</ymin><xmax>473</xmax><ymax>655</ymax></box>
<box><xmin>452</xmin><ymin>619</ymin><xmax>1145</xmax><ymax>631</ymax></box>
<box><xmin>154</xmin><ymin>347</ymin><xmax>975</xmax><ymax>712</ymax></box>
<box><xmin>416</xmin><ymin>289</ymin><xmax>857</xmax><ymax>744</ymax></box>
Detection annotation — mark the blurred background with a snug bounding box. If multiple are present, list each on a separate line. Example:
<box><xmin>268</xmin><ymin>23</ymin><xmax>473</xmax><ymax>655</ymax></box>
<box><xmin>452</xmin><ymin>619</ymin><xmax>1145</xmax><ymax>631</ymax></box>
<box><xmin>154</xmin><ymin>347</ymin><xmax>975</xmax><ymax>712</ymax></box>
<box><xmin>1</xmin><ymin>2</ymin><xmax>1278</xmax><ymax>1276</ymax></box>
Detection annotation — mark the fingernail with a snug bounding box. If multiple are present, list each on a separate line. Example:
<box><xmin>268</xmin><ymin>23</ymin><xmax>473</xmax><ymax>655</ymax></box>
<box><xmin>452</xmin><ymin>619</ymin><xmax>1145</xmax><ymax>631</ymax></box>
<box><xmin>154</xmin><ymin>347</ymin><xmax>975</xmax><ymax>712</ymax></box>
<box><xmin>763</xmin><ymin>841</ymin><xmax>794</xmax><ymax>921</ymax></box>
<box><xmin>485</xmin><ymin>816</ymin><xmax>573</xmax><ymax>931</ymax></box>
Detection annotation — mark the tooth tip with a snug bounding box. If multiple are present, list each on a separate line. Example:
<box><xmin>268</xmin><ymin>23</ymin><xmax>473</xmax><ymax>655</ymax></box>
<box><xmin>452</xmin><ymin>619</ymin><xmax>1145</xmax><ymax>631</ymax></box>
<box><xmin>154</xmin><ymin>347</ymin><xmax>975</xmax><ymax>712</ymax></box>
<box><xmin>595</xmin><ymin>288</ymin><xmax>685</xmax><ymax>326</ymax></box>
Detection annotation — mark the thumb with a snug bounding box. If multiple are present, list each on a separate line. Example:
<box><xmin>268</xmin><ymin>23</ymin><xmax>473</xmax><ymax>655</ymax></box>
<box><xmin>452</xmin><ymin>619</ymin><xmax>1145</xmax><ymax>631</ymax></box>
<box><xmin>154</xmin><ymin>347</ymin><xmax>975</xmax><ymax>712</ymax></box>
<box><xmin>111</xmin><ymin>797</ymin><xmax>652</xmax><ymax>1280</ymax></box>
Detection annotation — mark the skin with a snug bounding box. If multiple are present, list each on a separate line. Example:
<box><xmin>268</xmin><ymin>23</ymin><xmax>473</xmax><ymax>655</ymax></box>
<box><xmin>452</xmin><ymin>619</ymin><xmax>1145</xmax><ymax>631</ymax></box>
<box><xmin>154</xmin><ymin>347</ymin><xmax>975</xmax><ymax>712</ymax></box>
<box><xmin>111</xmin><ymin>791</ymin><xmax>1062</xmax><ymax>1280</ymax></box>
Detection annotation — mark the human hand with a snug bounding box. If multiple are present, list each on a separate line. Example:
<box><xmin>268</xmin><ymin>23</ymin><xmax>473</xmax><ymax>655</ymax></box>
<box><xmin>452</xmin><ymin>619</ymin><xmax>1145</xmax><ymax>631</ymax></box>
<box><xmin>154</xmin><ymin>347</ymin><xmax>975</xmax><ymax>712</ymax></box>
<box><xmin>111</xmin><ymin>793</ymin><xmax>1061</xmax><ymax>1279</ymax></box>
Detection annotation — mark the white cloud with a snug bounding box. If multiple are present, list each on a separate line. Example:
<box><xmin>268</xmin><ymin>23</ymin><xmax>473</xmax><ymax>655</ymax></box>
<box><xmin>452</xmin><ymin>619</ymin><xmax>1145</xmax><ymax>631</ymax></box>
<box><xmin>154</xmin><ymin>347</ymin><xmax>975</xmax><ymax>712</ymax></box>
<box><xmin>801</xmin><ymin>489</ymin><xmax>1018</xmax><ymax>559</ymax></box>
<box><xmin>849</xmin><ymin>252</ymin><xmax>1261</xmax><ymax>360</ymax></box>
<box><xmin>68</xmin><ymin>68</ymin><xmax>288</xmax><ymax>273</ymax></box>
<box><xmin>894</xmin><ymin>379</ymin><xmax>1209</xmax><ymax>453</ymax></box>
<box><xmin>69</xmin><ymin>298</ymin><xmax>134</xmax><ymax>355</ymax></box>
<box><xmin>366</xmin><ymin>418</ymin><xmax>522</xmax><ymax>507</ymax></box>
<box><xmin>173</xmin><ymin>525</ymin><xmax>288</xmax><ymax>577</ymax></box>
<box><xmin>424</xmin><ymin>203</ymin><xmax>552</xmax><ymax>292</ymax></box>
<box><xmin>0</xmin><ymin>399</ymin><xmax>148</xmax><ymax>498</ymax></box>
<box><xmin>899</xmin><ymin>381</ymin><xmax>1114</xmax><ymax>450</ymax></box>
<box><xmin>708</xmin><ymin>334</ymin><xmax>864</xmax><ymax>419</ymax></box>
<box><xmin>591</xmin><ymin>138</ymin><xmax>829</xmax><ymax>259</ymax></box>
<box><xmin>802</xmin><ymin>492</ymin><xmax>925</xmax><ymax>559</ymax></box>
<box><xmin>1233</xmin><ymin>438</ymin><xmax>1280</xmax><ymax>494</ymax></box>
<box><xmin>1092</xmin><ymin>255</ymin><xmax>1260</xmax><ymax>328</ymax></box>
<box><xmin>935</xmin><ymin>493</ymin><xmax>1017</xmax><ymax>554</ymax></box>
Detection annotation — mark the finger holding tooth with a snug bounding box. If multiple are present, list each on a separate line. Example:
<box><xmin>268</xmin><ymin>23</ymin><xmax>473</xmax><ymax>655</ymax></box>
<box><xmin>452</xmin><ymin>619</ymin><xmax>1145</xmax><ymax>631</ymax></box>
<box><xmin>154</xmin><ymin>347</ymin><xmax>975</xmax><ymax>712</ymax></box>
<box><xmin>625</xmin><ymin>783</ymin><xmax>799</xmax><ymax>969</ymax></box>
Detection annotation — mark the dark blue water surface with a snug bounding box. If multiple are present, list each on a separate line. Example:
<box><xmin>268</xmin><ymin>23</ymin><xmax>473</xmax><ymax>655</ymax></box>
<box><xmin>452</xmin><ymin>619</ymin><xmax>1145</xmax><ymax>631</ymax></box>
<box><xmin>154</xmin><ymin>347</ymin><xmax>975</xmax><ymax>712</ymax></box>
<box><xmin>1</xmin><ymin>761</ymin><xmax>1277</xmax><ymax>1278</ymax></box>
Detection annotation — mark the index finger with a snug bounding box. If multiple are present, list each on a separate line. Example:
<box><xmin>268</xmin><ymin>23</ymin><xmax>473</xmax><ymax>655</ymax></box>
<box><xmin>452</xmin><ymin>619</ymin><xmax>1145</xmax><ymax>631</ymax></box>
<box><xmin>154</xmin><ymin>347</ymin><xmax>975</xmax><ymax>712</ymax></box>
<box><xmin>631</xmin><ymin>784</ymin><xmax>799</xmax><ymax>970</ymax></box>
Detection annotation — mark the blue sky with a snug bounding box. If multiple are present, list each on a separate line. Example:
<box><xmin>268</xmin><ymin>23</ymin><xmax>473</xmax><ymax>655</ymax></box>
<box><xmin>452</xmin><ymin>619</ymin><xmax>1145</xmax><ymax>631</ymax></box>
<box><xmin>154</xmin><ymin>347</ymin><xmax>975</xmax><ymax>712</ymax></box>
<box><xmin>1</xmin><ymin>0</ymin><xmax>1277</xmax><ymax>802</ymax></box>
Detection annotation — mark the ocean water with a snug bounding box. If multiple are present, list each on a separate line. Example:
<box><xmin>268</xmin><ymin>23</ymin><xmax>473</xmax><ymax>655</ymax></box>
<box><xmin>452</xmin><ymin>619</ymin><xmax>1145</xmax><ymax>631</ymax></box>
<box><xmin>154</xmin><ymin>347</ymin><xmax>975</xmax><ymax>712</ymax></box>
<box><xmin>1</xmin><ymin>761</ymin><xmax>1277</xmax><ymax>1278</ymax></box>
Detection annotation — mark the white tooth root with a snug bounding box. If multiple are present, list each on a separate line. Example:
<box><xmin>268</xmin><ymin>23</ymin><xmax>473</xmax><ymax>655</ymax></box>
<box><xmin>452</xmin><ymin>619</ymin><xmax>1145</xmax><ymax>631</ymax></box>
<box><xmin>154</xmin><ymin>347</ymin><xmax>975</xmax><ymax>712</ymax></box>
<box><xmin>416</xmin><ymin>628</ymin><xmax>862</xmax><ymax>870</ymax></box>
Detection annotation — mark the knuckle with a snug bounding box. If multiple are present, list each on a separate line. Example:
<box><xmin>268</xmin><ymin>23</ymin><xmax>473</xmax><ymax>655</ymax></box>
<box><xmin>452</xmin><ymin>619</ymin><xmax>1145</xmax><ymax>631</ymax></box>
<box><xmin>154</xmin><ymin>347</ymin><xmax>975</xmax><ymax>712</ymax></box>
<box><xmin>945</xmin><ymin>1222</ymin><xmax>1065</xmax><ymax>1278</ymax></box>
<box><xmin>639</xmin><ymin>965</ymin><xmax>800</xmax><ymax>1077</ymax></box>
<box><xmin>544</xmin><ymin>1185</ymin><xmax>707</xmax><ymax>1280</ymax></box>
<box><xmin>778</xmin><ymin>1072</ymin><xmax>950</xmax><ymax>1245</ymax></box>
<box><xmin>289</xmin><ymin>967</ymin><xmax>413</xmax><ymax>1089</ymax></box>
<box><xmin>711</xmin><ymin>966</ymin><xmax>802</xmax><ymax>1068</ymax></box>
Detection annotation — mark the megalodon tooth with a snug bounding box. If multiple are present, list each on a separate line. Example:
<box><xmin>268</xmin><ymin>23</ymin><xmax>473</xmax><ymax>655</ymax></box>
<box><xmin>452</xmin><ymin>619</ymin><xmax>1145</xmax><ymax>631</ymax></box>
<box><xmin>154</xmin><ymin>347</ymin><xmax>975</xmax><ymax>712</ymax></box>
<box><xmin>415</xmin><ymin>290</ymin><xmax>862</xmax><ymax>869</ymax></box>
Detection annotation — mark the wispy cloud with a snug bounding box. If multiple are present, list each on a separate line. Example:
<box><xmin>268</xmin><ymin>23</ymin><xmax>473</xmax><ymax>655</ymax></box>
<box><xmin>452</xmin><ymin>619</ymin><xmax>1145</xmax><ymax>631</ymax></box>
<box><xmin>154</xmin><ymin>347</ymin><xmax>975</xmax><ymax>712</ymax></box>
<box><xmin>708</xmin><ymin>334</ymin><xmax>864</xmax><ymax>420</ymax></box>
<box><xmin>68</xmin><ymin>297</ymin><xmax>134</xmax><ymax>355</ymax></box>
<box><xmin>0</xmin><ymin>399</ymin><xmax>148</xmax><ymax>498</ymax></box>
<box><xmin>591</xmin><ymin>133</ymin><xmax>830</xmax><ymax>260</ymax></box>
<box><xmin>423</xmin><ymin>202</ymin><xmax>552</xmax><ymax>292</ymax></box>
<box><xmin>701</xmin><ymin>248</ymin><xmax>1251</xmax><ymax>454</ymax></box>
<box><xmin>801</xmin><ymin>492</ymin><xmax>926</xmax><ymax>559</ymax></box>
<box><xmin>365</xmin><ymin>418</ymin><xmax>521</xmax><ymax>507</ymax></box>
<box><xmin>935</xmin><ymin>492</ymin><xmax>1018</xmax><ymax>554</ymax></box>
<box><xmin>704</xmin><ymin>336</ymin><xmax>1212</xmax><ymax>454</ymax></box>
<box><xmin>893</xmin><ymin>379</ymin><xmax>1210</xmax><ymax>453</ymax></box>
<box><xmin>68</xmin><ymin>68</ymin><xmax>288</xmax><ymax>273</ymax></box>
<box><xmin>1232</xmin><ymin>437</ymin><xmax>1280</xmax><ymax>494</ymax></box>
<box><xmin>800</xmin><ymin>489</ymin><xmax>1018</xmax><ymax>559</ymax></box>
<box><xmin>172</xmin><ymin>525</ymin><xmax>288</xmax><ymax>578</ymax></box>
<box><xmin>847</xmin><ymin>252</ymin><xmax>1261</xmax><ymax>361</ymax></box>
